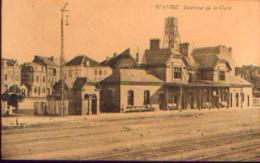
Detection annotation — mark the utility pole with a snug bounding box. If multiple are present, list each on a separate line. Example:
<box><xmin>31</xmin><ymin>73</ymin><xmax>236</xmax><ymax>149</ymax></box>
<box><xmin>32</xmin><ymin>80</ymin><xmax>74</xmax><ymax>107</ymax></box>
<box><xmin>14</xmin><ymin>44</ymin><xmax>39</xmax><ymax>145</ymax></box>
<box><xmin>60</xmin><ymin>2</ymin><xmax>69</xmax><ymax>116</ymax></box>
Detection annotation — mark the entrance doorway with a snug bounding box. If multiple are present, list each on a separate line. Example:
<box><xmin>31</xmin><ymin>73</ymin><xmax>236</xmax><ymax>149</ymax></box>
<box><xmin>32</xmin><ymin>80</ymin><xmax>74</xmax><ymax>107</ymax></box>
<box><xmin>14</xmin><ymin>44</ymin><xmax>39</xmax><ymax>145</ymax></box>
<box><xmin>91</xmin><ymin>95</ymin><xmax>97</xmax><ymax>114</ymax></box>
<box><xmin>159</xmin><ymin>93</ymin><xmax>165</xmax><ymax>110</ymax></box>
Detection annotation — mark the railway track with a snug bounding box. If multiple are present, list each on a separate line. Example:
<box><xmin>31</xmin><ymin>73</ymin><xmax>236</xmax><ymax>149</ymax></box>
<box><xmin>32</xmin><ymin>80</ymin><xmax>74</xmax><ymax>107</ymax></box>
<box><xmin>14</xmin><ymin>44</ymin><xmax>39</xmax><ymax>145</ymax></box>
<box><xmin>2</xmin><ymin>109</ymin><xmax>260</xmax><ymax>160</ymax></box>
<box><xmin>85</xmin><ymin>130</ymin><xmax>260</xmax><ymax>160</ymax></box>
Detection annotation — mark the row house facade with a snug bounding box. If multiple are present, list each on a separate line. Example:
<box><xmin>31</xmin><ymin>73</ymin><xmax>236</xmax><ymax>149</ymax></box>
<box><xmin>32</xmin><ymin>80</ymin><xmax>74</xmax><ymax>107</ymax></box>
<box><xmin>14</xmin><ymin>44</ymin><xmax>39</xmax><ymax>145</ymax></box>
<box><xmin>21</xmin><ymin>56</ymin><xmax>59</xmax><ymax>97</ymax></box>
<box><xmin>1</xmin><ymin>58</ymin><xmax>21</xmax><ymax>93</ymax></box>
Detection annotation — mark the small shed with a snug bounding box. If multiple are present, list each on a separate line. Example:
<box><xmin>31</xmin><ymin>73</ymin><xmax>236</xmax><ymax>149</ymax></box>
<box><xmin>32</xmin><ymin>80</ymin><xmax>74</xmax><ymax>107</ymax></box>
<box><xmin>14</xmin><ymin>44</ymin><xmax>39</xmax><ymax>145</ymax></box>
<box><xmin>72</xmin><ymin>77</ymin><xmax>100</xmax><ymax>115</ymax></box>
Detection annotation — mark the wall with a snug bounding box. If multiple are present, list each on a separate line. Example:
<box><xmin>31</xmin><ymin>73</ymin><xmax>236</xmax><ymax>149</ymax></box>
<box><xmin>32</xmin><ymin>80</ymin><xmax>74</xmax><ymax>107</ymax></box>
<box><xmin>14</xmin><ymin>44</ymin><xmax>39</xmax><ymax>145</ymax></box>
<box><xmin>2</xmin><ymin>61</ymin><xmax>21</xmax><ymax>89</ymax></box>
<box><xmin>147</xmin><ymin>67</ymin><xmax>166</xmax><ymax>81</ymax></box>
<box><xmin>229</xmin><ymin>86</ymin><xmax>252</xmax><ymax>108</ymax></box>
<box><xmin>64</xmin><ymin>65</ymin><xmax>83</xmax><ymax>88</ymax></box>
<box><xmin>64</xmin><ymin>65</ymin><xmax>112</xmax><ymax>88</ymax></box>
<box><xmin>18</xmin><ymin>97</ymin><xmax>47</xmax><ymax>115</ymax></box>
<box><xmin>214</xmin><ymin>62</ymin><xmax>231</xmax><ymax>82</ymax></box>
<box><xmin>81</xmin><ymin>84</ymin><xmax>100</xmax><ymax>114</ymax></box>
<box><xmin>113</xmin><ymin>58</ymin><xmax>135</xmax><ymax>69</ymax></box>
<box><xmin>201</xmin><ymin>70</ymin><xmax>213</xmax><ymax>80</ymax></box>
<box><xmin>21</xmin><ymin>63</ymin><xmax>47</xmax><ymax>97</ymax></box>
<box><xmin>166</xmin><ymin>56</ymin><xmax>188</xmax><ymax>82</ymax></box>
<box><xmin>100</xmin><ymin>83</ymin><xmax>121</xmax><ymax>112</ymax></box>
<box><xmin>87</xmin><ymin>66</ymin><xmax>112</xmax><ymax>82</ymax></box>
<box><xmin>120</xmin><ymin>84</ymin><xmax>162</xmax><ymax>112</ymax></box>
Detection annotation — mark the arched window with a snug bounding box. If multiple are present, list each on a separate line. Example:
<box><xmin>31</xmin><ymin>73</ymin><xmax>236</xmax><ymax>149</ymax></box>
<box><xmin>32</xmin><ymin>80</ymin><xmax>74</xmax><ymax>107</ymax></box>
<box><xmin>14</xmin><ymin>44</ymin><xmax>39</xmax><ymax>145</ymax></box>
<box><xmin>128</xmin><ymin>90</ymin><xmax>134</xmax><ymax>106</ymax></box>
<box><xmin>144</xmin><ymin>90</ymin><xmax>150</xmax><ymax>105</ymax></box>
<box><xmin>38</xmin><ymin>87</ymin><xmax>41</xmax><ymax>95</ymax></box>
<box><xmin>236</xmin><ymin>93</ymin><xmax>239</xmax><ymax>107</ymax></box>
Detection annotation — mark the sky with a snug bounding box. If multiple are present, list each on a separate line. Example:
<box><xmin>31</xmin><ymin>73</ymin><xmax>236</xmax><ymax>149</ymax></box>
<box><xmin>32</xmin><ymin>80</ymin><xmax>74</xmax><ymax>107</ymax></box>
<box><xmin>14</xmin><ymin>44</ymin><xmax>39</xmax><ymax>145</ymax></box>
<box><xmin>2</xmin><ymin>0</ymin><xmax>260</xmax><ymax>66</ymax></box>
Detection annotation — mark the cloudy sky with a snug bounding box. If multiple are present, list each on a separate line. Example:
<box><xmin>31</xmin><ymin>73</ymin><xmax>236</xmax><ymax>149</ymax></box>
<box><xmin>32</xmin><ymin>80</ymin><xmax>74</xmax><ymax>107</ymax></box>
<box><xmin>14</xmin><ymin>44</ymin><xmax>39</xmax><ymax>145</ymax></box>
<box><xmin>2</xmin><ymin>0</ymin><xmax>260</xmax><ymax>66</ymax></box>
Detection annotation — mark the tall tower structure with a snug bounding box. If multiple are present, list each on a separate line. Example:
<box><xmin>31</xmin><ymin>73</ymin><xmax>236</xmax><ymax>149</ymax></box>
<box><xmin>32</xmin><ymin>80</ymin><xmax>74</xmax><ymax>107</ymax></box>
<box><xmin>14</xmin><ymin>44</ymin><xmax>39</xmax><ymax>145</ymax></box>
<box><xmin>163</xmin><ymin>17</ymin><xmax>181</xmax><ymax>52</ymax></box>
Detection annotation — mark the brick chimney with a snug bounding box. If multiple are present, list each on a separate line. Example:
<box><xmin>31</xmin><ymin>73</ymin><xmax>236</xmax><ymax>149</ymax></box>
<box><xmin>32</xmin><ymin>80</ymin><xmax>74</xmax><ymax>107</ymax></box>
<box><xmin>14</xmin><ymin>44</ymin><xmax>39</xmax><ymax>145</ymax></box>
<box><xmin>228</xmin><ymin>47</ymin><xmax>232</xmax><ymax>53</ymax></box>
<box><xmin>150</xmin><ymin>39</ymin><xmax>160</xmax><ymax>50</ymax></box>
<box><xmin>136</xmin><ymin>52</ymin><xmax>139</xmax><ymax>63</ymax></box>
<box><xmin>50</xmin><ymin>56</ymin><xmax>54</xmax><ymax>61</ymax></box>
<box><xmin>179</xmin><ymin>42</ymin><xmax>190</xmax><ymax>57</ymax></box>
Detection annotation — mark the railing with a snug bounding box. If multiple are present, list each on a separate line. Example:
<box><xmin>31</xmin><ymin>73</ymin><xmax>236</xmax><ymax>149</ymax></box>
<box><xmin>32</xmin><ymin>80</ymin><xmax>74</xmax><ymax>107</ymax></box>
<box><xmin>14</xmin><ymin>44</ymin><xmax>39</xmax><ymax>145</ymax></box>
<box><xmin>252</xmin><ymin>97</ymin><xmax>260</xmax><ymax>107</ymax></box>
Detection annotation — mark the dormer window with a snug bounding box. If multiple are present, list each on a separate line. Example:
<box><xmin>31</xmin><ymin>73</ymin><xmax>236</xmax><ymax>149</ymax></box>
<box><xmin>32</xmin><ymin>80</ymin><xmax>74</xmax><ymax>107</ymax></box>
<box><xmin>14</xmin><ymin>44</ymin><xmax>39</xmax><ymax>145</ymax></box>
<box><xmin>173</xmin><ymin>67</ymin><xmax>182</xmax><ymax>79</ymax></box>
<box><xmin>219</xmin><ymin>71</ymin><xmax>225</xmax><ymax>81</ymax></box>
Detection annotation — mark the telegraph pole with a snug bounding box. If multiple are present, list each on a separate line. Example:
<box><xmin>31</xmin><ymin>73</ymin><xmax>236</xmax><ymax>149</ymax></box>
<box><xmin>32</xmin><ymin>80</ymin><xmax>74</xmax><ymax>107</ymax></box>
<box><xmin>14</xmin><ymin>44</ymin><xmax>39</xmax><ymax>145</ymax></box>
<box><xmin>60</xmin><ymin>2</ymin><xmax>69</xmax><ymax>116</ymax></box>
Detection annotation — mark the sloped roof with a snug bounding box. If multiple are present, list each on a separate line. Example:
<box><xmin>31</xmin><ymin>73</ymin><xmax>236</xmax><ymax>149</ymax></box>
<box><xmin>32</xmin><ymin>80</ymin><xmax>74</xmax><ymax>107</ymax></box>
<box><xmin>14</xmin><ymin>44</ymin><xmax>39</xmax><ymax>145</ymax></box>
<box><xmin>182</xmin><ymin>56</ymin><xmax>199</xmax><ymax>70</ymax></box>
<box><xmin>229</xmin><ymin>76</ymin><xmax>252</xmax><ymax>87</ymax></box>
<box><xmin>142</xmin><ymin>48</ymin><xmax>198</xmax><ymax>69</ymax></box>
<box><xmin>192</xmin><ymin>45</ymin><xmax>234</xmax><ymax>69</ymax></box>
<box><xmin>2</xmin><ymin>58</ymin><xmax>18</xmax><ymax>66</ymax></box>
<box><xmin>53</xmin><ymin>80</ymin><xmax>69</xmax><ymax>91</ymax></box>
<box><xmin>101</xmin><ymin>69</ymin><xmax>163</xmax><ymax>84</ymax></box>
<box><xmin>142</xmin><ymin>48</ymin><xmax>173</xmax><ymax>66</ymax></box>
<box><xmin>65</xmin><ymin>55</ymin><xmax>99</xmax><ymax>66</ymax></box>
<box><xmin>99</xmin><ymin>49</ymin><xmax>137</xmax><ymax>68</ymax></box>
<box><xmin>192</xmin><ymin>51</ymin><xmax>232</xmax><ymax>70</ymax></box>
<box><xmin>73</xmin><ymin>77</ymin><xmax>95</xmax><ymax>90</ymax></box>
<box><xmin>192</xmin><ymin>45</ymin><xmax>221</xmax><ymax>55</ymax></box>
<box><xmin>33</xmin><ymin>56</ymin><xmax>58</xmax><ymax>67</ymax></box>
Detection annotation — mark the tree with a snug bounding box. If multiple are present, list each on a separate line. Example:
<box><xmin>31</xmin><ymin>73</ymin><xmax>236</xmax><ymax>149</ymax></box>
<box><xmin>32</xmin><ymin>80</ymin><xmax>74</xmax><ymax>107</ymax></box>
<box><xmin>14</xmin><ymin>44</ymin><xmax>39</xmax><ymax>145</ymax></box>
<box><xmin>1</xmin><ymin>85</ymin><xmax>25</xmax><ymax>112</ymax></box>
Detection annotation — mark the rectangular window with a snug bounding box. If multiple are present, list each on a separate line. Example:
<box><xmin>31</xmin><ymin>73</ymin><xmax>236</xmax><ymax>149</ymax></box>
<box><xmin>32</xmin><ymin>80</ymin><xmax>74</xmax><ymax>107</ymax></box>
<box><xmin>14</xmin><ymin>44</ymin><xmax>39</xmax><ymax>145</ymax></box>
<box><xmin>128</xmin><ymin>90</ymin><xmax>134</xmax><ymax>106</ymax></box>
<box><xmin>144</xmin><ymin>90</ymin><xmax>150</xmax><ymax>105</ymax></box>
<box><xmin>94</xmin><ymin>70</ymin><xmax>98</xmax><ymax>76</ymax></box>
<box><xmin>230</xmin><ymin>93</ymin><xmax>232</xmax><ymax>107</ymax></box>
<box><xmin>236</xmin><ymin>93</ymin><xmax>239</xmax><ymax>107</ymax></box>
<box><xmin>247</xmin><ymin>95</ymin><xmax>250</xmax><ymax>106</ymax></box>
<box><xmin>5</xmin><ymin>74</ymin><xmax>7</xmax><ymax>80</ymax></box>
<box><xmin>173</xmin><ymin>67</ymin><xmax>182</xmax><ymax>79</ymax></box>
<box><xmin>219</xmin><ymin>71</ymin><xmax>225</xmax><ymax>81</ymax></box>
<box><xmin>99</xmin><ymin>70</ymin><xmax>102</xmax><ymax>75</ymax></box>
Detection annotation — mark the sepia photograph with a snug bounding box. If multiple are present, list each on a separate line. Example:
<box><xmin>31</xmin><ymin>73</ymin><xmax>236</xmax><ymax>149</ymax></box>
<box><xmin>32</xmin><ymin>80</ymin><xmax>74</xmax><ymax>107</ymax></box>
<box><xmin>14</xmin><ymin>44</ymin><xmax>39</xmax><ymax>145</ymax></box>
<box><xmin>1</xmin><ymin>0</ymin><xmax>260</xmax><ymax>161</ymax></box>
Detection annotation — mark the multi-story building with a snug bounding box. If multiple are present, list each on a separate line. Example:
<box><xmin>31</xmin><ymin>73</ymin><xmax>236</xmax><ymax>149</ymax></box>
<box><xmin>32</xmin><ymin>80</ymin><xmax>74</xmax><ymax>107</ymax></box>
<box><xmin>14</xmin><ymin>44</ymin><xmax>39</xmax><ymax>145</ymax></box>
<box><xmin>1</xmin><ymin>58</ymin><xmax>21</xmax><ymax>93</ymax></box>
<box><xmin>21</xmin><ymin>62</ymin><xmax>47</xmax><ymax>97</ymax></box>
<box><xmin>64</xmin><ymin>55</ymin><xmax>112</xmax><ymax>88</ymax></box>
<box><xmin>33</xmin><ymin>56</ymin><xmax>59</xmax><ymax>95</ymax></box>
<box><xmin>21</xmin><ymin>56</ymin><xmax>59</xmax><ymax>97</ymax></box>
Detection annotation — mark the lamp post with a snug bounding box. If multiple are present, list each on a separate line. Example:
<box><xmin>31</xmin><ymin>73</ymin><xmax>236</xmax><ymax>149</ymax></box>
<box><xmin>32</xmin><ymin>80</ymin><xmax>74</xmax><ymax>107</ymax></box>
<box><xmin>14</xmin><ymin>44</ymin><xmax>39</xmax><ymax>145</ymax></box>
<box><xmin>60</xmin><ymin>2</ymin><xmax>69</xmax><ymax>116</ymax></box>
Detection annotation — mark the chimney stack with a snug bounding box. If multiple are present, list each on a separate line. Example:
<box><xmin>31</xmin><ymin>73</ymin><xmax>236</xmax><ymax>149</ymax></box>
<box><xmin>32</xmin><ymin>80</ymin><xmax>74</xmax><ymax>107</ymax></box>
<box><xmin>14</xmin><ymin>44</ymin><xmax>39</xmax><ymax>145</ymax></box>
<box><xmin>228</xmin><ymin>47</ymin><xmax>232</xmax><ymax>53</ymax></box>
<box><xmin>179</xmin><ymin>42</ymin><xmax>190</xmax><ymax>57</ymax></box>
<box><xmin>150</xmin><ymin>39</ymin><xmax>160</xmax><ymax>50</ymax></box>
<box><xmin>113</xmin><ymin>53</ymin><xmax>117</xmax><ymax>57</ymax></box>
<box><xmin>136</xmin><ymin>52</ymin><xmax>139</xmax><ymax>63</ymax></box>
<box><xmin>50</xmin><ymin>56</ymin><xmax>54</xmax><ymax>61</ymax></box>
